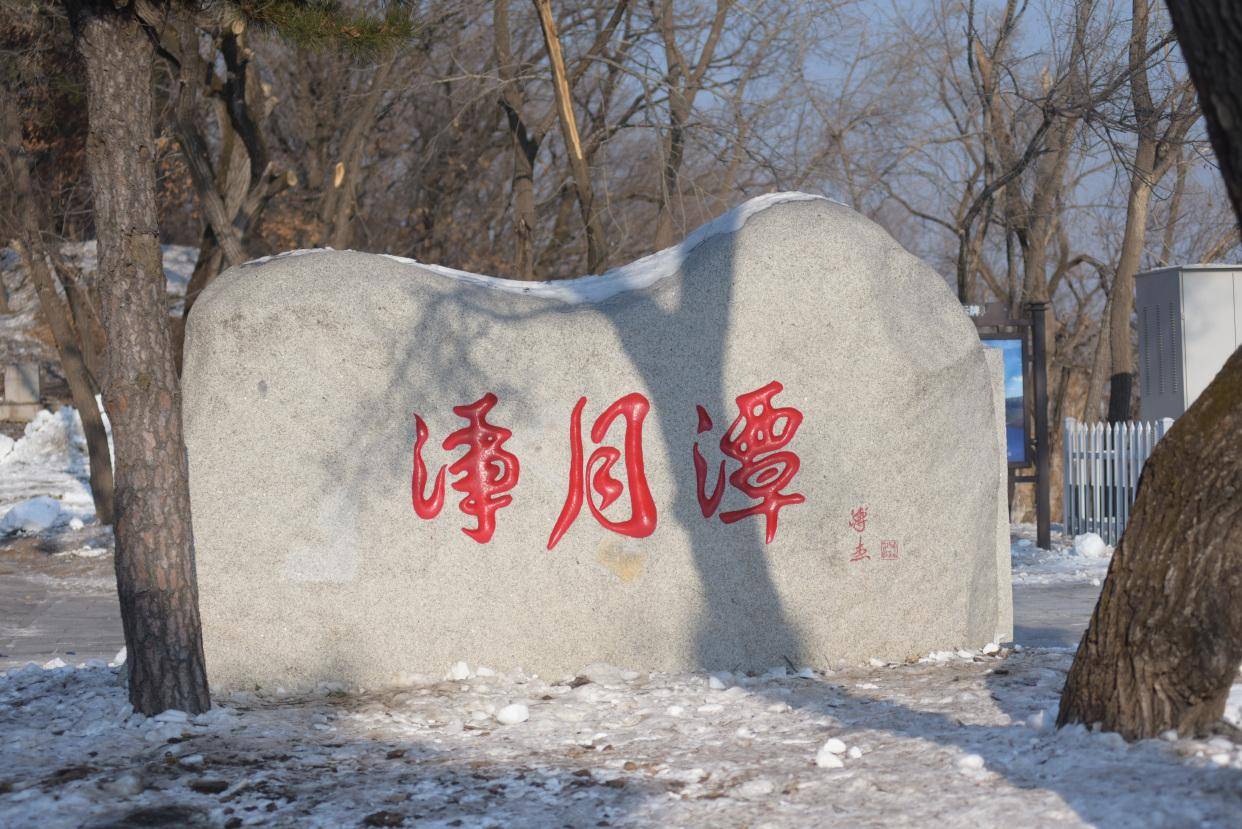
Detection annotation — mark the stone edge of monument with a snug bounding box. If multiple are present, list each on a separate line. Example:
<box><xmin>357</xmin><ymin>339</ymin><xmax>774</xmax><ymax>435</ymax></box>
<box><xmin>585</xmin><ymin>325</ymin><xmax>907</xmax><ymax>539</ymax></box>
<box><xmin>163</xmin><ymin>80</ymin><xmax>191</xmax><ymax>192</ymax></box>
<box><xmin>983</xmin><ymin>347</ymin><xmax>1015</xmax><ymax>643</ymax></box>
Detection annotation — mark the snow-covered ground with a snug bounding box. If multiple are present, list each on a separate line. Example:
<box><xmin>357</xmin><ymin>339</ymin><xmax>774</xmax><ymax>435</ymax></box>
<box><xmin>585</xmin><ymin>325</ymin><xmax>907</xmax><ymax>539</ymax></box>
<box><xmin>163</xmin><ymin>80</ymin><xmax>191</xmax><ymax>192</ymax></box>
<box><xmin>1010</xmin><ymin>524</ymin><xmax>1115</xmax><ymax>586</ymax></box>
<box><xmin>0</xmin><ymin>408</ymin><xmax>101</xmax><ymax>535</ymax></box>
<box><xmin>2</xmin><ymin>648</ymin><xmax>1241</xmax><ymax>828</ymax></box>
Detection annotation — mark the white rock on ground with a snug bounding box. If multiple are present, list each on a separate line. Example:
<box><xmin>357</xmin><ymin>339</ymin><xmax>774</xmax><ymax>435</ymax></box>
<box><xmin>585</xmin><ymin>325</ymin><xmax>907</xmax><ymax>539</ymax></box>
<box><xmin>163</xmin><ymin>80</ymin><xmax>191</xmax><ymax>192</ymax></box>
<box><xmin>821</xmin><ymin>737</ymin><xmax>848</xmax><ymax>755</ymax></box>
<box><xmin>814</xmin><ymin>746</ymin><xmax>845</xmax><ymax>769</ymax></box>
<box><xmin>495</xmin><ymin>703</ymin><xmax>529</xmax><ymax>725</ymax></box>
<box><xmin>1072</xmin><ymin>533</ymin><xmax>1113</xmax><ymax>560</ymax></box>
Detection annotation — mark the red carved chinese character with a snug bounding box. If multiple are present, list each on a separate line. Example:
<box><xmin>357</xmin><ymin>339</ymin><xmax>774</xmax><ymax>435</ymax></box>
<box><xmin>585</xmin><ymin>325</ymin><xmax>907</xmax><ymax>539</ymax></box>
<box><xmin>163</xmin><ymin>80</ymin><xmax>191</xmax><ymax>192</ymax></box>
<box><xmin>850</xmin><ymin>538</ymin><xmax>870</xmax><ymax>562</ymax></box>
<box><xmin>848</xmin><ymin>505</ymin><xmax>869</xmax><ymax>533</ymax></box>
<box><xmin>547</xmin><ymin>393</ymin><xmax>657</xmax><ymax>550</ymax></box>
<box><xmin>880</xmin><ymin>539</ymin><xmax>899</xmax><ymax>560</ymax></box>
<box><xmin>695</xmin><ymin>381</ymin><xmax>805</xmax><ymax>544</ymax></box>
<box><xmin>411</xmin><ymin>393</ymin><xmax>520</xmax><ymax>543</ymax></box>
<box><xmin>693</xmin><ymin>405</ymin><xmax>725</xmax><ymax>518</ymax></box>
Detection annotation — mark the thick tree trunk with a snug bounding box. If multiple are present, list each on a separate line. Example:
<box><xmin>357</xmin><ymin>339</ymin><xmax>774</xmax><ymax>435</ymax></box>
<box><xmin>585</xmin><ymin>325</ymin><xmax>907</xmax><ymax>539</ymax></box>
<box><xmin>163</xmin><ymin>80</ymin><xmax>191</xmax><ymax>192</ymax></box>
<box><xmin>1059</xmin><ymin>0</ymin><xmax>1242</xmax><ymax>742</ymax></box>
<box><xmin>1058</xmin><ymin>345</ymin><xmax>1242</xmax><ymax>738</ymax></box>
<box><xmin>68</xmin><ymin>1</ymin><xmax>210</xmax><ymax>715</ymax></box>
<box><xmin>1165</xmin><ymin>2</ymin><xmax>1242</xmax><ymax>224</ymax></box>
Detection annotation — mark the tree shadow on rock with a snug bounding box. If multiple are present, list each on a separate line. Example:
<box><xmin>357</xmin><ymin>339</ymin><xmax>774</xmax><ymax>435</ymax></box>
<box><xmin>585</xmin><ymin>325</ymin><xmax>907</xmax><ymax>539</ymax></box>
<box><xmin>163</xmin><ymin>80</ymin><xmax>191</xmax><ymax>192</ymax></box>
<box><xmin>320</xmin><ymin>227</ymin><xmax>803</xmax><ymax>676</ymax></box>
<box><xmin>595</xmin><ymin>229</ymin><xmax>804</xmax><ymax>671</ymax></box>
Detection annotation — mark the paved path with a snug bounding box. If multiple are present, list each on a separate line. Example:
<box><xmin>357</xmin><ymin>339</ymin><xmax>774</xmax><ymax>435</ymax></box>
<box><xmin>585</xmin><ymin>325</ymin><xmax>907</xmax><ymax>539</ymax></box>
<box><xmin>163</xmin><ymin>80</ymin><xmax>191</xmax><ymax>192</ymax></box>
<box><xmin>0</xmin><ymin>536</ymin><xmax>123</xmax><ymax>670</ymax></box>
<box><xmin>0</xmin><ymin>572</ymin><xmax>121</xmax><ymax>668</ymax></box>
<box><xmin>1012</xmin><ymin>582</ymin><xmax>1101</xmax><ymax>650</ymax></box>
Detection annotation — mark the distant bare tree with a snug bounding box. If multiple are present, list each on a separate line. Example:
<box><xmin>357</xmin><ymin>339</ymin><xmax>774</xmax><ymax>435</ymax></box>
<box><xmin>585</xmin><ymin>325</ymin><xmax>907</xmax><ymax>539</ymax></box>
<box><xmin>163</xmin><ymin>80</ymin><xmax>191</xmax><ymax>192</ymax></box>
<box><xmin>1103</xmin><ymin>0</ymin><xmax>1199</xmax><ymax>422</ymax></box>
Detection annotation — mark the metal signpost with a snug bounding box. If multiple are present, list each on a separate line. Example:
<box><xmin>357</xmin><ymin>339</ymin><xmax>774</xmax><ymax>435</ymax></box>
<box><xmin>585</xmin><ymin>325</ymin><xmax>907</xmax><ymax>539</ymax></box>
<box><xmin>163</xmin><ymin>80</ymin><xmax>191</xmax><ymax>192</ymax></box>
<box><xmin>968</xmin><ymin>301</ymin><xmax>1051</xmax><ymax>549</ymax></box>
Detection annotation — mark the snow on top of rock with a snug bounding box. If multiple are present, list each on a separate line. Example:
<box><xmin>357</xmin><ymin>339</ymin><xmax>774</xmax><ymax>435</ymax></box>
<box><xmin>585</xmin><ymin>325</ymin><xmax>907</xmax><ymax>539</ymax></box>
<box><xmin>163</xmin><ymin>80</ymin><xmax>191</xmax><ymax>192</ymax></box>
<box><xmin>245</xmin><ymin>192</ymin><xmax>830</xmax><ymax>304</ymax></box>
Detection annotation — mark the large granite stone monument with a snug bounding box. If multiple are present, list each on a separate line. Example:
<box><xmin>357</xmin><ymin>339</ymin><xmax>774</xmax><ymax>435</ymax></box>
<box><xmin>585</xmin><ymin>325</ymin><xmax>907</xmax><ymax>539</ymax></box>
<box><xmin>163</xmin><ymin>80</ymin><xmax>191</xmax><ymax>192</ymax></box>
<box><xmin>183</xmin><ymin>194</ymin><xmax>1012</xmax><ymax>690</ymax></box>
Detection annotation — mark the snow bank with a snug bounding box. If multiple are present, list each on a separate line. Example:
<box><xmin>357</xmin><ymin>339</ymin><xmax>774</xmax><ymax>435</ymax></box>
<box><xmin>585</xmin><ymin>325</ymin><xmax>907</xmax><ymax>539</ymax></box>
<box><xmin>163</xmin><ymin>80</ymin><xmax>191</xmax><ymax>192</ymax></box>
<box><xmin>248</xmin><ymin>192</ymin><xmax>830</xmax><ymax>305</ymax></box>
<box><xmin>0</xmin><ymin>405</ymin><xmax>108</xmax><ymax>528</ymax></box>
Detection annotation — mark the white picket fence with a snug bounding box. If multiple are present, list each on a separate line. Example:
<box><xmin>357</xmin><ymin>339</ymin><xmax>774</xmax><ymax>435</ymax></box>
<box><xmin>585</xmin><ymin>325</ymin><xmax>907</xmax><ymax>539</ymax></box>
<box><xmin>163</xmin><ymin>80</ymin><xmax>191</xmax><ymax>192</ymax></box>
<box><xmin>1062</xmin><ymin>417</ymin><xmax>1174</xmax><ymax>545</ymax></box>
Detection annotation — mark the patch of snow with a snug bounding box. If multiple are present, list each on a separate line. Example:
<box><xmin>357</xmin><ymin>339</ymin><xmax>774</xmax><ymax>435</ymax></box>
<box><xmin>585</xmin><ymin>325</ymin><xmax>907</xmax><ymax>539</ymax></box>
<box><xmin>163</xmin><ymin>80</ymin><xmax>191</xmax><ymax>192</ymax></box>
<box><xmin>0</xmin><ymin>405</ymin><xmax>110</xmax><ymax>528</ymax></box>
<box><xmin>817</xmin><ymin>737</ymin><xmax>848</xmax><ymax>766</ymax></box>
<box><xmin>1225</xmin><ymin>683</ymin><xmax>1242</xmax><ymax>729</ymax></box>
<box><xmin>1011</xmin><ymin>524</ymin><xmax>1113</xmax><ymax>585</ymax></box>
<box><xmin>958</xmin><ymin>753</ymin><xmax>985</xmax><ymax>771</ymax></box>
<box><xmin>822</xmin><ymin>737</ymin><xmax>848</xmax><ymax>754</ymax></box>
<box><xmin>242</xmin><ymin>247</ymin><xmax>332</xmax><ymax>267</ymax></box>
<box><xmin>0</xmin><ymin>496</ymin><xmax>65</xmax><ymax>536</ymax></box>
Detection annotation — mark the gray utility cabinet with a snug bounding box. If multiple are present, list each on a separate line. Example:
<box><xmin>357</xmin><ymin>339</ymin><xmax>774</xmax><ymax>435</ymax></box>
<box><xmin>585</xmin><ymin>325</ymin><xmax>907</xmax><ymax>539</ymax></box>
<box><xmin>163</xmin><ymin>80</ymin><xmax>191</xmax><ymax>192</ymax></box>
<box><xmin>1136</xmin><ymin>264</ymin><xmax>1242</xmax><ymax>420</ymax></box>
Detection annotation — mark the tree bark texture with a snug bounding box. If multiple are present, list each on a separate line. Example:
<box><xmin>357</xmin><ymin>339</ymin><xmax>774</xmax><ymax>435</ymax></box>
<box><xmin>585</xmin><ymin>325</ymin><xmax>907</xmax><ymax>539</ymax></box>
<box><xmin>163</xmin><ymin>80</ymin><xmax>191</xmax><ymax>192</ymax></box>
<box><xmin>1058</xmin><ymin>345</ymin><xmax>1242</xmax><ymax>738</ymax></box>
<box><xmin>67</xmin><ymin>0</ymin><xmax>210</xmax><ymax>715</ymax></box>
<box><xmin>1165</xmin><ymin>1</ymin><xmax>1242</xmax><ymax>225</ymax></box>
<box><xmin>1105</xmin><ymin>156</ymin><xmax>1154</xmax><ymax>423</ymax></box>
